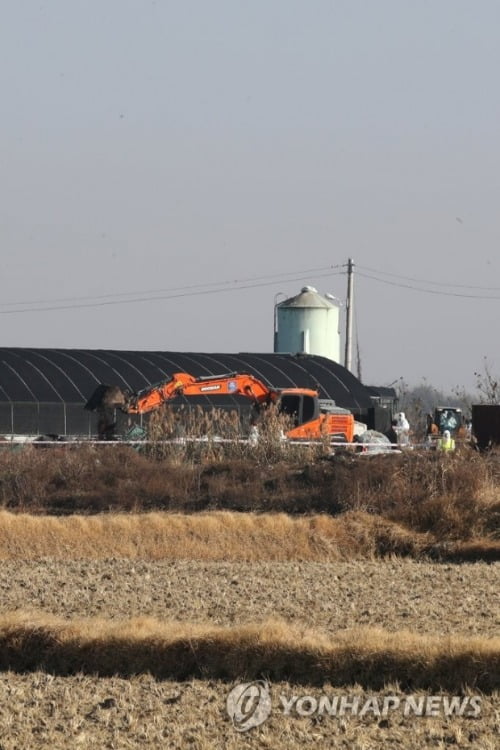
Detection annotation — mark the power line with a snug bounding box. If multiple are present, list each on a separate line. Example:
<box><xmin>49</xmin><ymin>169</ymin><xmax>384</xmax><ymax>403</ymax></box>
<box><xmin>8</xmin><ymin>257</ymin><xmax>495</xmax><ymax>314</ymax></box>
<box><xmin>356</xmin><ymin>270</ymin><xmax>500</xmax><ymax>300</ymax></box>
<box><xmin>0</xmin><ymin>264</ymin><xmax>343</xmax><ymax>309</ymax></box>
<box><xmin>356</xmin><ymin>264</ymin><xmax>500</xmax><ymax>292</ymax></box>
<box><xmin>0</xmin><ymin>267</ymin><xmax>345</xmax><ymax>315</ymax></box>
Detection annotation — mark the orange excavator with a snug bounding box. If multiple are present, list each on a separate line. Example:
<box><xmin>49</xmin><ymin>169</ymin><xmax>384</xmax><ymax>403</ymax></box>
<box><xmin>85</xmin><ymin>371</ymin><xmax>355</xmax><ymax>442</ymax></box>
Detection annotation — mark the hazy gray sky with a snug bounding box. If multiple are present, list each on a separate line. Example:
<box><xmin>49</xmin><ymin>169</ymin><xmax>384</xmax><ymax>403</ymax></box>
<box><xmin>1</xmin><ymin>1</ymin><xmax>499</xmax><ymax>392</ymax></box>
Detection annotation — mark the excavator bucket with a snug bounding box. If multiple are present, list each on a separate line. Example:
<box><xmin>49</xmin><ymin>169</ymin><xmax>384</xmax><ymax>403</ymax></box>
<box><xmin>84</xmin><ymin>384</ymin><xmax>131</xmax><ymax>441</ymax></box>
<box><xmin>84</xmin><ymin>384</ymin><xmax>128</xmax><ymax>412</ymax></box>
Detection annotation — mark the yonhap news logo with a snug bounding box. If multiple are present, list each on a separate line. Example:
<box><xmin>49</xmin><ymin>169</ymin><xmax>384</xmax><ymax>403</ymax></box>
<box><xmin>226</xmin><ymin>680</ymin><xmax>272</xmax><ymax>732</ymax></box>
<box><xmin>226</xmin><ymin>682</ymin><xmax>481</xmax><ymax>732</ymax></box>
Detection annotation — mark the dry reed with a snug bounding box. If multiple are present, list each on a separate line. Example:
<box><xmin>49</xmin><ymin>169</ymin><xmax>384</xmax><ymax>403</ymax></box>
<box><xmin>0</xmin><ymin>510</ymin><xmax>497</xmax><ymax>562</ymax></box>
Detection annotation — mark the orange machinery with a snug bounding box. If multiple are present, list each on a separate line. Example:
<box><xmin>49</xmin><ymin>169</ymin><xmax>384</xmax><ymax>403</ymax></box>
<box><xmin>87</xmin><ymin>371</ymin><xmax>355</xmax><ymax>442</ymax></box>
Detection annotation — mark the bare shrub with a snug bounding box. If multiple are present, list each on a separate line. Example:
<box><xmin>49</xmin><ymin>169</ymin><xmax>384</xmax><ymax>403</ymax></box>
<box><xmin>0</xmin><ymin>442</ymin><xmax>498</xmax><ymax>545</ymax></box>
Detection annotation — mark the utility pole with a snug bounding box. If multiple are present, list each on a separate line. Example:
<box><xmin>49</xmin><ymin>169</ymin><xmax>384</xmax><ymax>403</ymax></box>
<box><xmin>344</xmin><ymin>258</ymin><xmax>354</xmax><ymax>372</ymax></box>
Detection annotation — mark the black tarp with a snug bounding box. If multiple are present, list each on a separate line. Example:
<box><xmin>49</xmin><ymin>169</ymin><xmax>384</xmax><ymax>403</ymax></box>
<box><xmin>0</xmin><ymin>348</ymin><xmax>376</xmax><ymax>436</ymax></box>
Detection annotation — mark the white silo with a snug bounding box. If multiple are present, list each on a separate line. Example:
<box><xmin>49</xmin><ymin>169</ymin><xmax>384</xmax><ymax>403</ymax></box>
<box><xmin>274</xmin><ymin>286</ymin><xmax>341</xmax><ymax>362</ymax></box>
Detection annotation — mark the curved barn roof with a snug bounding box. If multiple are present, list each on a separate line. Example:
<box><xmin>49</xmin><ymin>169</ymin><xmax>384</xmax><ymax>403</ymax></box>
<box><xmin>0</xmin><ymin>348</ymin><xmax>373</xmax><ymax>411</ymax></box>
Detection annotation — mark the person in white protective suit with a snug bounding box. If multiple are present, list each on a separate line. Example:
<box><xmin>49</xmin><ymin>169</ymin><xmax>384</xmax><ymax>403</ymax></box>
<box><xmin>395</xmin><ymin>412</ymin><xmax>410</xmax><ymax>446</ymax></box>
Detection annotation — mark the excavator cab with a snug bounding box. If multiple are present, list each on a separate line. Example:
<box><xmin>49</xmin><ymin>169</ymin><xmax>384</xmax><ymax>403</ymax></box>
<box><xmin>278</xmin><ymin>393</ymin><xmax>318</xmax><ymax>427</ymax></box>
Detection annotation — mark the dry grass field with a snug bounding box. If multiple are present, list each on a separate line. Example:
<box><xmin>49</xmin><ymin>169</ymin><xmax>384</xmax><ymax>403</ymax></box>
<box><xmin>0</xmin><ymin>673</ymin><xmax>496</xmax><ymax>750</ymax></box>
<box><xmin>0</xmin><ymin>559</ymin><xmax>497</xmax><ymax>637</ymax></box>
<box><xmin>0</xmin><ymin>558</ymin><xmax>497</xmax><ymax>748</ymax></box>
<box><xmin>0</xmin><ymin>446</ymin><xmax>498</xmax><ymax>747</ymax></box>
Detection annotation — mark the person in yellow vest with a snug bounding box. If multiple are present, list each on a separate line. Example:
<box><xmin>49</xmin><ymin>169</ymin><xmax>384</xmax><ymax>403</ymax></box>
<box><xmin>437</xmin><ymin>429</ymin><xmax>455</xmax><ymax>452</ymax></box>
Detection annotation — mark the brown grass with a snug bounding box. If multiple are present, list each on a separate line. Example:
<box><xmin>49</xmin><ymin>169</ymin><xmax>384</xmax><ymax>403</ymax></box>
<box><xmin>2</xmin><ymin>558</ymin><xmax>498</xmax><ymax>637</ymax></box>
<box><xmin>0</xmin><ymin>559</ymin><xmax>497</xmax><ymax>748</ymax></box>
<box><xmin>0</xmin><ymin>675</ymin><xmax>495</xmax><ymax>750</ymax></box>
<box><xmin>0</xmin><ymin>611</ymin><xmax>497</xmax><ymax>691</ymax></box>
<box><xmin>0</xmin><ymin>446</ymin><xmax>499</xmax><ymax>542</ymax></box>
<box><xmin>0</xmin><ymin>433</ymin><xmax>497</xmax><ymax>748</ymax></box>
<box><xmin>0</xmin><ymin>509</ymin><xmax>497</xmax><ymax>562</ymax></box>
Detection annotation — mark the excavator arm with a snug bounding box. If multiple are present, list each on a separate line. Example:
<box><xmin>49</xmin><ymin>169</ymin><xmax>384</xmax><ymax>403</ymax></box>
<box><xmin>85</xmin><ymin>371</ymin><xmax>354</xmax><ymax>442</ymax></box>
<box><xmin>123</xmin><ymin>372</ymin><xmax>280</xmax><ymax>413</ymax></box>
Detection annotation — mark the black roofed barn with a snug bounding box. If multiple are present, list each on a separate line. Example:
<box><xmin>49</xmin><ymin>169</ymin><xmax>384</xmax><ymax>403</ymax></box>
<box><xmin>0</xmin><ymin>348</ymin><xmax>391</xmax><ymax>439</ymax></box>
